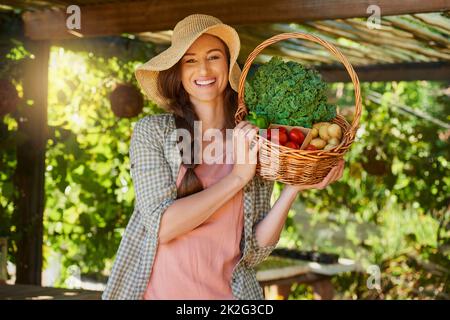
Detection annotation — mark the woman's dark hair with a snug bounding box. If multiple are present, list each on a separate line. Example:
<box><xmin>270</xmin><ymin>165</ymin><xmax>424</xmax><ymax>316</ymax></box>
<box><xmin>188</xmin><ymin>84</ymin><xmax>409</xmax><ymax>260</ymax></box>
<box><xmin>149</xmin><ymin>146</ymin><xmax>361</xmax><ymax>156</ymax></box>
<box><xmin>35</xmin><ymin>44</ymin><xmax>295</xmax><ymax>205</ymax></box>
<box><xmin>157</xmin><ymin>36</ymin><xmax>238</xmax><ymax>199</ymax></box>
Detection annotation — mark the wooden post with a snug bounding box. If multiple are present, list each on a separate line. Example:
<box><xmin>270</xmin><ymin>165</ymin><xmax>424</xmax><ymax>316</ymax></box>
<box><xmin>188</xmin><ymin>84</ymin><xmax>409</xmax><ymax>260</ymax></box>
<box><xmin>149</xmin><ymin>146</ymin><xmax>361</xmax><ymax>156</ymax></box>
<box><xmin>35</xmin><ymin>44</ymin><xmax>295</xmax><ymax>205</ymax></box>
<box><xmin>0</xmin><ymin>238</ymin><xmax>7</xmax><ymax>284</ymax></box>
<box><xmin>14</xmin><ymin>40</ymin><xmax>50</xmax><ymax>285</ymax></box>
<box><xmin>311</xmin><ymin>277</ymin><xmax>335</xmax><ymax>300</ymax></box>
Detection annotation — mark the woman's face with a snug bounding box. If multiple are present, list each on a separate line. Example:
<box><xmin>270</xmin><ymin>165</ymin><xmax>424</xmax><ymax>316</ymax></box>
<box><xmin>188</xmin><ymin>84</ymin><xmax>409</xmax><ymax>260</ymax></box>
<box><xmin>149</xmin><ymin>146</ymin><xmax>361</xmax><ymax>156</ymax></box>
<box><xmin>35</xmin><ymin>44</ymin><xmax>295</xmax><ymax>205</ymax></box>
<box><xmin>180</xmin><ymin>34</ymin><xmax>229</xmax><ymax>105</ymax></box>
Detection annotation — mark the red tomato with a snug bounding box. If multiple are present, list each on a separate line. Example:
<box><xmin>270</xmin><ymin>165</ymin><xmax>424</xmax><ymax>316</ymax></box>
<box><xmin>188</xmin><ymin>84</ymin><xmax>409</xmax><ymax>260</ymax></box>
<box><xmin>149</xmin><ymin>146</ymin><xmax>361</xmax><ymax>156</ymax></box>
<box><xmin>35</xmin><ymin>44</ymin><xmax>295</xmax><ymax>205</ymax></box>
<box><xmin>285</xmin><ymin>141</ymin><xmax>299</xmax><ymax>149</ymax></box>
<box><xmin>278</xmin><ymin>126</ymin><xmax>288</xmax><ymax>135</ymax></box>
<box><xmin>266</xmin><ymin>129</ymin><xmax>272</xmax><ymax>141</ymax></box>
<box><xmin>289</xmin><ymin>128</ymin><xmax>305</xmax><ymax>145</ymax></box>
<box><xmin>269</xmin><ymin>128</ymin><xmax>288</xmax><ymax>145</ymax></box>
<box><xmin>305</xmin><ymin>144</ymin><xmax>317</xmax><ymax>151</ymax></box>
<box><xmin>279</xmin><ymin>132</ymin><xmax>288</xmax><ymax>145</ymax></box>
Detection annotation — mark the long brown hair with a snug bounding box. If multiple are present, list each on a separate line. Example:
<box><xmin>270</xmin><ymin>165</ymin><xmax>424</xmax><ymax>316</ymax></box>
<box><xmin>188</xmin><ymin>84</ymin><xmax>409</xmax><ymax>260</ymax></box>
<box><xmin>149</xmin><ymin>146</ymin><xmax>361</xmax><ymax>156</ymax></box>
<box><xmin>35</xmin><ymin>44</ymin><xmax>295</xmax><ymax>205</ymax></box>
<box><xmin>157</xmin><ymin>36</ymin><xmax>238</xmax><ymax>199</ymax></box>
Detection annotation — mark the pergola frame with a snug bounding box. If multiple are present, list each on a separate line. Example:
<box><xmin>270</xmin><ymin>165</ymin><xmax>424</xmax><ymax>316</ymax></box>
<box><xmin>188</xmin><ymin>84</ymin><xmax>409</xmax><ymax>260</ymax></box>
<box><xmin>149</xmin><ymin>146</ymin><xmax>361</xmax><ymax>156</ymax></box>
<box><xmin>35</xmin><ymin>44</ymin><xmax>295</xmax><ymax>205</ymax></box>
<box><xmin>10</xmin><ymin>0</ymin><xmax>450</xmax><ymax>285</ymax></box>
<box><xmin>21</xmin><ymin>0</ymin><xmax>450</xmax><ymax>40</ymax></box>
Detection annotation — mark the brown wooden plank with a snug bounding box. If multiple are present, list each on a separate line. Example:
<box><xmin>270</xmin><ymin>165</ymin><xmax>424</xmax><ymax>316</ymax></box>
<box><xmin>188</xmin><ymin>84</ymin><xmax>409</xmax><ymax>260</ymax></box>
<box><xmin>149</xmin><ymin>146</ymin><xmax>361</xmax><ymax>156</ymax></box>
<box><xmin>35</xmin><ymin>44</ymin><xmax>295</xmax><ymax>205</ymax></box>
<box><xmin>22</xmin><ymin>0</ymin><xmax>450</xmax><ymax>40</ymax></box>
<box><xmin>0</xmin><ymin>284</ymin><xmax>102</xmax><ymax>300</ymax></box>
<box><xmin>14</xmin><ymin>40</ymin><xmax>50</xmax><ymax>285</ymax></box>
<box><xmin>0</xmin><ymin>284</ymin><xmax>59</xmax><ymax>299</ymax></box>
<box><xmin>0</xmin><ymin>284</ymin><xmax>51</xmax><ymax>298</ymax></box>
<box><xmin>259</xmin><ymin>272</ymin><xmax>327</xmax><ymax>287</ymax></box>
<box><xmin>317</xmin><ymin>62</ymin><xmax>450</xmax><ymax>82</ymax></box>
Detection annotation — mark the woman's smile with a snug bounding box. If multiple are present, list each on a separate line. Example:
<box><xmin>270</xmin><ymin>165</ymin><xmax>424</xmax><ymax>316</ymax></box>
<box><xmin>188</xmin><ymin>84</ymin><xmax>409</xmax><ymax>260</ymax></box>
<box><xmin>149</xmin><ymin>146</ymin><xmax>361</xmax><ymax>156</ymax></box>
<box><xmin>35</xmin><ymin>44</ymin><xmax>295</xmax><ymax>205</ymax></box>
<box><xmin>194</xmin><ymin>77</ymin><xmax>217</xmax><ymax>88</ymax></box>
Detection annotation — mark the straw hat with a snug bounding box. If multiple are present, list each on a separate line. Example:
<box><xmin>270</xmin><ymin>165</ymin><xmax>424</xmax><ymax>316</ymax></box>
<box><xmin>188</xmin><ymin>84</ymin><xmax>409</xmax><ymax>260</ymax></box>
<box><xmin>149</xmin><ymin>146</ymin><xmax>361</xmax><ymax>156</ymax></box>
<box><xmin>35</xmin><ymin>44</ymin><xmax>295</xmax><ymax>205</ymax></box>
<box><xmin>135</xmin><ymin>14</ymin><xmax>242</xmax><ymax>110</ymax></box>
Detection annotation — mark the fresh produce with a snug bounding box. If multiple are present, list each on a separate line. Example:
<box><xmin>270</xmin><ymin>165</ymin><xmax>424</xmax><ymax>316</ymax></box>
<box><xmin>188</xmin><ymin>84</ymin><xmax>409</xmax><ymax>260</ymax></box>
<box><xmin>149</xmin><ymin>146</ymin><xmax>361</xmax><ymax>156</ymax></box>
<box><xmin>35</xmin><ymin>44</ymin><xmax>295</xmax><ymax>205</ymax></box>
<box><xmin>265</xmin><ymin>127</ymin><xmax>288</xmax><ymax>145</ymax></box>
<box><xmin>265</xmin><ymin>128</ymin><xmax>271</xmax><ymax>141</ymax></box>
<box><xmin>244</xmin><ymin>56</ymin><xmax>337</xmax><ymax>128</ymax></box>
<box><xmin>305</xmin><ymin>144</ymin><xmax>317</xmax><ymax>151</ymax></box>
<box><xmin>271</xmin><ymin>129</ymin><xmax>288</xmax><ymax>145</ymax></box>
<box><xmin>328</xmin><ymin>138</ymin><xmax>340</xmax><ymax>146</ymax></box>
<box><xmin>319</xmin><ymin>125</ymin><xmax>330</xmax><ymax>140</ymax></box>
<box><xmin>288</xmin><ymin>128</ymin><xmax>305</xmax><ymax>145</ymax></box>
<box><xmin>310</xmin><ymin>138</ymin><xmax>327</xmax><ymax>149</ymax></box>
<box><xmin>327</xmin><ymin>123</ymin><xmax>342</xmax><ymax>139</ymax></box>
<box><xmin>306</xmin><ymin>121</ymin><xmax>343</xmax><ymax>150</ymax></box>
<box><xmin>264</xmin><ymin>124</ymin><xmax>340</xmax><ymax>151</ymax></box>
<box><xmin>266</xmin><ymin>126</ymin><xmax>305</xmax><ymax>149</ymax></box>
<box><xmin>312</xmin><ymin>122</ymin><xmax>329</xmax><ymax>129</ymax></box>
<box><xmin>277</xmin><ymin>127</ymin><xmax>288</xmax><ymax>135</ymax></box>
<box><xmin>285</xmin><ymin>141</ymin><xmax>299</xmax><ymax>149</ymax></box>
<box><xmin>245</xmin><ymin>111</ymin><xmax>269</xmax><ymax>129</ymax></box>
<box><xmin>324</xmin><ymin>144</ymin><xmax>336</xmax><ymax>151</ymax></box>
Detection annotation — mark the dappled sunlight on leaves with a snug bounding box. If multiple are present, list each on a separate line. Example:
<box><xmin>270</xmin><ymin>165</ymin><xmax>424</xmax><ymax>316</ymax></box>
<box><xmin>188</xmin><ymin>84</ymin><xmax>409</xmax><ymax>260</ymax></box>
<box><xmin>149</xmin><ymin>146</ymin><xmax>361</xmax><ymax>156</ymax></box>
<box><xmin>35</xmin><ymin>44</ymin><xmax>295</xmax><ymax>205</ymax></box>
<box><xmin>281</xmin><ymin>81</ymin><xmax>449</xmax><ymax>299</ymax></box>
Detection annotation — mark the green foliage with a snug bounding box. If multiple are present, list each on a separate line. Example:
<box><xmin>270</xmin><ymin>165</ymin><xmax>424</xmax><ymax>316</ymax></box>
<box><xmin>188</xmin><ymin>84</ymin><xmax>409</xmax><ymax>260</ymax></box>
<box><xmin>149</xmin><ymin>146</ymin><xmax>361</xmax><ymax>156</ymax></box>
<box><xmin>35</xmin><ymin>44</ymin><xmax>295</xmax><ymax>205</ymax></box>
<box><xmin>244</xmin><ymin>56</ymin><xmax>336</xmax><ymax>127</ymax></box>
<box><xmin>0</xmin><ymin>32</ymin><xmax>162</xmax><ymax>283</ymax></box>
<box><xmin>279</xmin><ymin>80</ymin><xmax>450</xmax><ymax>299</ymax></box>
<box><xmin>43</xmin><ymin>47</ymin><xmax>161</xmax><ymax>278</ymax></box>
<box><xmin>0</xmin><ymin>11</ymin><xmax>28</xmax><ymax>80</ymax></box>
<box><xmin>0</xmin><ymin>11</ymin><xmax>30</xmax><ymax>264</ymax></box>
<box><xmin>289</xmin><ymin>283</ymin><xmax>314</xmax><ymax>300</ymax></box>
<box><xmin>0</xmin><ymin>117</ymin><xmax>18</xmax><ymax>263</ymax></box>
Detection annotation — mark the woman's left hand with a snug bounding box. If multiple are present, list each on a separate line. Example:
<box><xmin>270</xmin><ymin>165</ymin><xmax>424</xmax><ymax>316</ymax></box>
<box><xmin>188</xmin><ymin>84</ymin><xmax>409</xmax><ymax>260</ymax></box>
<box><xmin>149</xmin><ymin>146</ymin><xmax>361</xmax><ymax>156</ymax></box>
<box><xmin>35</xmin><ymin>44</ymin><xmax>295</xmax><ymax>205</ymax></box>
<box><xmin>284</xmin><ymin>159</ymin><xmax>345</xmax><ymax>193</ymax></box>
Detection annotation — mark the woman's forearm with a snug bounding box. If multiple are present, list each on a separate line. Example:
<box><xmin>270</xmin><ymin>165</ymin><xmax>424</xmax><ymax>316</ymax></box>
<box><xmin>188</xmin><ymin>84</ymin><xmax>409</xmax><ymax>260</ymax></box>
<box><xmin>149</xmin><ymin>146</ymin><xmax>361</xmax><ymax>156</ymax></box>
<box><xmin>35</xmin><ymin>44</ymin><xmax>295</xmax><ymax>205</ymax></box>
<box><xmin>158</xmin><ymin>173</ymin><xmax>245</xmax><ymax>244</ymax></box>
<box><xmin>254</xmin><ymin>161</ymin><xmax>345</xmax><ymax>248</ymax></box>
<box><xmin>254</xmin><ymin>186</ymin><xmax>299</xmax><ymax>247</ymax></box>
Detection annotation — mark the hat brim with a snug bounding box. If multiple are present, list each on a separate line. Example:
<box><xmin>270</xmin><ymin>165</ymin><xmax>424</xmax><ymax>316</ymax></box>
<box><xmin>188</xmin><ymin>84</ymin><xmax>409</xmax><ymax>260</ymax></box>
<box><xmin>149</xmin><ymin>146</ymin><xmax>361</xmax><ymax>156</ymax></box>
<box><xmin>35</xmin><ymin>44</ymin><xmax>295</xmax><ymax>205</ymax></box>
<box><xmin>135</xmin><ymin>24</ymin><xmax>241</xmax><ymax>109</ymax></box>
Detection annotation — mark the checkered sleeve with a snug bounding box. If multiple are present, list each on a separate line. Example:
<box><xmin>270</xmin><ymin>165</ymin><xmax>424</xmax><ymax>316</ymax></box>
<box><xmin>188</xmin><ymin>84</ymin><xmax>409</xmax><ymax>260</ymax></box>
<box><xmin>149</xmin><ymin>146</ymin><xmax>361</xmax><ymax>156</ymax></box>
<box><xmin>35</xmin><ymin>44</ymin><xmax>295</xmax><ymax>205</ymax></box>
<box><xmin>129</xmin><ymin>116</ymin><xmax>178</xmax><ymax>237</ymax></box>
<box><xmin>243</xmin><ymin>177</ymin><xmax>276</xmax><ymax>268</ymax></box>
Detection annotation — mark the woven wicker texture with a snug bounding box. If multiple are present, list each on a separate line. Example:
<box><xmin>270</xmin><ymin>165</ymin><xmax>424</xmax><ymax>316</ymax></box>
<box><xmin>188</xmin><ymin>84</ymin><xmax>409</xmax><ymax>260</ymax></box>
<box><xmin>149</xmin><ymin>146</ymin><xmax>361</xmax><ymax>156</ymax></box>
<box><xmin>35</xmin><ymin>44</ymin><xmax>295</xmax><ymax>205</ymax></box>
<box><xmin>235</xmin><ymin>32</ymin><xmax>362</xmax><ymax>185</ymax></box>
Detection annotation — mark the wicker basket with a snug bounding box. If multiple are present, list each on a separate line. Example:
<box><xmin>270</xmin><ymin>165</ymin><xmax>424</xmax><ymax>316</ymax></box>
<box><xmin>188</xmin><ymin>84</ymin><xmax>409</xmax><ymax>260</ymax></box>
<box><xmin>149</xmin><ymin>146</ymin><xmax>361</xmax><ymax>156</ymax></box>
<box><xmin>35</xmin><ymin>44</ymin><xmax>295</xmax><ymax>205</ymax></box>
<box><xmin>235</xmin><ymin>32</ymin><xmax>362</xmax><ymax>185</ymax></box>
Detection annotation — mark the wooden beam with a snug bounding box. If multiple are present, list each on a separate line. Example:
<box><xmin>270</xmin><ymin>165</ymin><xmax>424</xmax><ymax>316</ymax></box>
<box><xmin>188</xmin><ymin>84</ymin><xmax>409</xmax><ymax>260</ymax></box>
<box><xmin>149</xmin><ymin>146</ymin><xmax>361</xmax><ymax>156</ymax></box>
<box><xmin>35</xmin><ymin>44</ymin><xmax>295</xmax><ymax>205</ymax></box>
<box><xmin>0</xmin><ymin>284</ymin><xmax>102</xmax><ymax>300</ymax></box>
<box><xmin>14</xmin><ymin>40</ymin><xmax>50</xmax><ymax>285</ymax></box>
<box><xmin>317</xmin><ymin>62</ymin><xmax>450</xmax><ymax>82</ymax></box>
<box><xmin>23</xmin><ymin>0</ymin><xmax>450</xmax><ymax>40</ymax></box>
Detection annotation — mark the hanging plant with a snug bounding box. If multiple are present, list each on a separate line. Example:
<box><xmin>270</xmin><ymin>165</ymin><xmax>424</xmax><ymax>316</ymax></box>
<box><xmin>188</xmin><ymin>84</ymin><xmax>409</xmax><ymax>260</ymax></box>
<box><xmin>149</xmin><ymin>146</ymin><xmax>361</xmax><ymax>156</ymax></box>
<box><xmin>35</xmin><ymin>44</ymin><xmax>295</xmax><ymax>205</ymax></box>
<box><xmin>109</xmin><ymin>83</ymin><xmax>143</xmax><ymax>118</ymax></box>
<box><xmin>361</xmin><ymin>147</ymin><xmax>391</xmax><ymax>176</ymax></box>
<box><xmin>0</xmin><ymin>79</ymin><xmax>20</xmax><ymax>118</ymax></box>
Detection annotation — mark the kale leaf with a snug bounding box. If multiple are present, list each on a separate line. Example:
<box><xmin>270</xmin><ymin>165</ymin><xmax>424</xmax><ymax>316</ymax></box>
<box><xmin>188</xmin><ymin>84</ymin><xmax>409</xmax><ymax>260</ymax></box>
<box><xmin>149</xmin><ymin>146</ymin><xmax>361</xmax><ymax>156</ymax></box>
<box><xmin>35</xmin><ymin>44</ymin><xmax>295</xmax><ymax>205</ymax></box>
<box><xmin>244</xmin><ymin>57</ymin><xmax>336</xmax><ymax>128</ymax></box>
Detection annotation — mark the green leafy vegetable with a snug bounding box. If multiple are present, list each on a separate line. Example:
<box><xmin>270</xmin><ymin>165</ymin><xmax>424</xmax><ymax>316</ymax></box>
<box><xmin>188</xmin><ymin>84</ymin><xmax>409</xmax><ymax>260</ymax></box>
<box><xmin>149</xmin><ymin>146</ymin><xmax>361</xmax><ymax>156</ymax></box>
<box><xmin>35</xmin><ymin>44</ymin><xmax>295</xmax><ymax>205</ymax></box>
<box><xmin>244</xmin><ymin>111</ymin><xmax>269</xmax><ymax>129</ymax></box>
<box><xmin>244</xmin><ymin>57</ymin><xmax>337</xmax><ymax>128</ymax></box>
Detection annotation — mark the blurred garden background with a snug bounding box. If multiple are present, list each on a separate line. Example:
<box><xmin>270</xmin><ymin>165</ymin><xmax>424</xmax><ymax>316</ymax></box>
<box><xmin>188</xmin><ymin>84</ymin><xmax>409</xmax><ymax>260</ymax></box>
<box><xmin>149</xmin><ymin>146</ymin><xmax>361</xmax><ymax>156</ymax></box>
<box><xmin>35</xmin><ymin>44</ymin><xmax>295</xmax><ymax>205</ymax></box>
<box><xmin>0</xmin><ymin>2</ymin><xmax>449</xmax><ymax>299</ymax></box>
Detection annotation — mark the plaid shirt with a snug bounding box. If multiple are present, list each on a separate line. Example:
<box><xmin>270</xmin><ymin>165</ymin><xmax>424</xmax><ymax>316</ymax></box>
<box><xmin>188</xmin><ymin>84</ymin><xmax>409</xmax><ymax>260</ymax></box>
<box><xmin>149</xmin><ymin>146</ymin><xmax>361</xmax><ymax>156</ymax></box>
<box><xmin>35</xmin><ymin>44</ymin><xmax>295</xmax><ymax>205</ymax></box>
<box><xmin>102</xmin><ymin>113</ymin><xmax>275</xmax><ymax>300</ymax></box>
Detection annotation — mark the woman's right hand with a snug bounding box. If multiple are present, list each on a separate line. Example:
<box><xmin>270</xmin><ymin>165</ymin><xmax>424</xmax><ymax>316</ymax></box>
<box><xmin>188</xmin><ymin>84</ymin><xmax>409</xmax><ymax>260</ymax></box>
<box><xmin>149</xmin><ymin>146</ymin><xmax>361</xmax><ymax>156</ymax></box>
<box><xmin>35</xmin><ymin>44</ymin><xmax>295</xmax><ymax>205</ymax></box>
<box><xmin>230</xmin><ymin>120</ymin><xmax>261</xmax><ymax>185</ymax></box>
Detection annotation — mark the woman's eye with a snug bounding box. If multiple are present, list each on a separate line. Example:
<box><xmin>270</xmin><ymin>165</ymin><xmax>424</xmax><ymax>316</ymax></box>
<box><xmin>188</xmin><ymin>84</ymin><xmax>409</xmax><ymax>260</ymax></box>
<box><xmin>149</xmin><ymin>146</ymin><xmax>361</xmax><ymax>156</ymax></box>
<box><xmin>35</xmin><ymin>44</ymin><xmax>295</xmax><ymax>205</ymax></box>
<box><xmin>185</xmin><ymin>56</ymin><xmax>220</xmax><ymax>63</ymax></box>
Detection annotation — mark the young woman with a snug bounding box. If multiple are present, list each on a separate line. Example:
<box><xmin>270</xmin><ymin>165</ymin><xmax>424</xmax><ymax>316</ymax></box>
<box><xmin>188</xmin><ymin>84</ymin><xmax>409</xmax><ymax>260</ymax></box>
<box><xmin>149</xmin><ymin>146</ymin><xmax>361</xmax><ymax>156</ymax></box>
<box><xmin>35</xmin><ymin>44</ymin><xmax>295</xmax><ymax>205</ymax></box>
<box><xmin>102</xmin><ymin>14</ymin><xmax>344</xmax><ymax>300</ymax></box>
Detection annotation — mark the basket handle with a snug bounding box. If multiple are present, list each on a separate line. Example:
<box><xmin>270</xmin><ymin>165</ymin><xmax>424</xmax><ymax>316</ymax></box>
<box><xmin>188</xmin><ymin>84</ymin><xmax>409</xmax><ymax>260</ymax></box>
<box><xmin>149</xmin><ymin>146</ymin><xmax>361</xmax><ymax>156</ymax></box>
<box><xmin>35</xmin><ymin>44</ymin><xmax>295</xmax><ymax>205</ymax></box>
<box><xmin>235</xmin><ymin>32</ymin><xmax>362</xmax><ymax>141</ymax></box>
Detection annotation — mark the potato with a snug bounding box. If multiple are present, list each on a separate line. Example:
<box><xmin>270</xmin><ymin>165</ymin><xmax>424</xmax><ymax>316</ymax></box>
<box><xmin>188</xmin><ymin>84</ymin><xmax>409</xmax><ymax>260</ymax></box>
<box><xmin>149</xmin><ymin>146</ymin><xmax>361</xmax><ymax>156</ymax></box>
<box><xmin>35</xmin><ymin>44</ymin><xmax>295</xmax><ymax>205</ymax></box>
<box><xmin>313</xmin><ymin>122</ymin><xmax>329</xmax><ymax>130</ymax></box>
<box><xmin>319</xmin><ymin>124</ymin><xmax>331</xmax><ymax>140</ymax></box>
<box><xmin>310</xmin><ymin>138</ymin><xmax>327</xmax><ymax>149</ymax></box>
<box><xmin>328</xmin><ymin>137</ymin><xmax>340</xmax><ymax>146</ymax></box>
<box><xmin>324</xmin><ymin>144</ymin><xmax>336</xmax><ymax>151</ymax></box>
<box><xmin>327</xmin><ymin>124</ymin><xmax>342</xmax><ymax>139</ymax></box>
<box><xmin>311</xmin><ymin>127</ymin><xmax>319</xmax><ymax>138</ymax></box>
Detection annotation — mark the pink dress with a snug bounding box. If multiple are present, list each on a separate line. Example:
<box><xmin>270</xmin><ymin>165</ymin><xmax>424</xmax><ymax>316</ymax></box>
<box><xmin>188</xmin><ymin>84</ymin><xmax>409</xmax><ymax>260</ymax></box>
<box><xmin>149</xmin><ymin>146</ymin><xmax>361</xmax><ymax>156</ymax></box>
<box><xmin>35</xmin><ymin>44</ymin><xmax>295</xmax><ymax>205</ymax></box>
<box><xmin>143</xmin><ymin>143</ymin><xmax>244</xmax><ymax>300</ymax></box>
